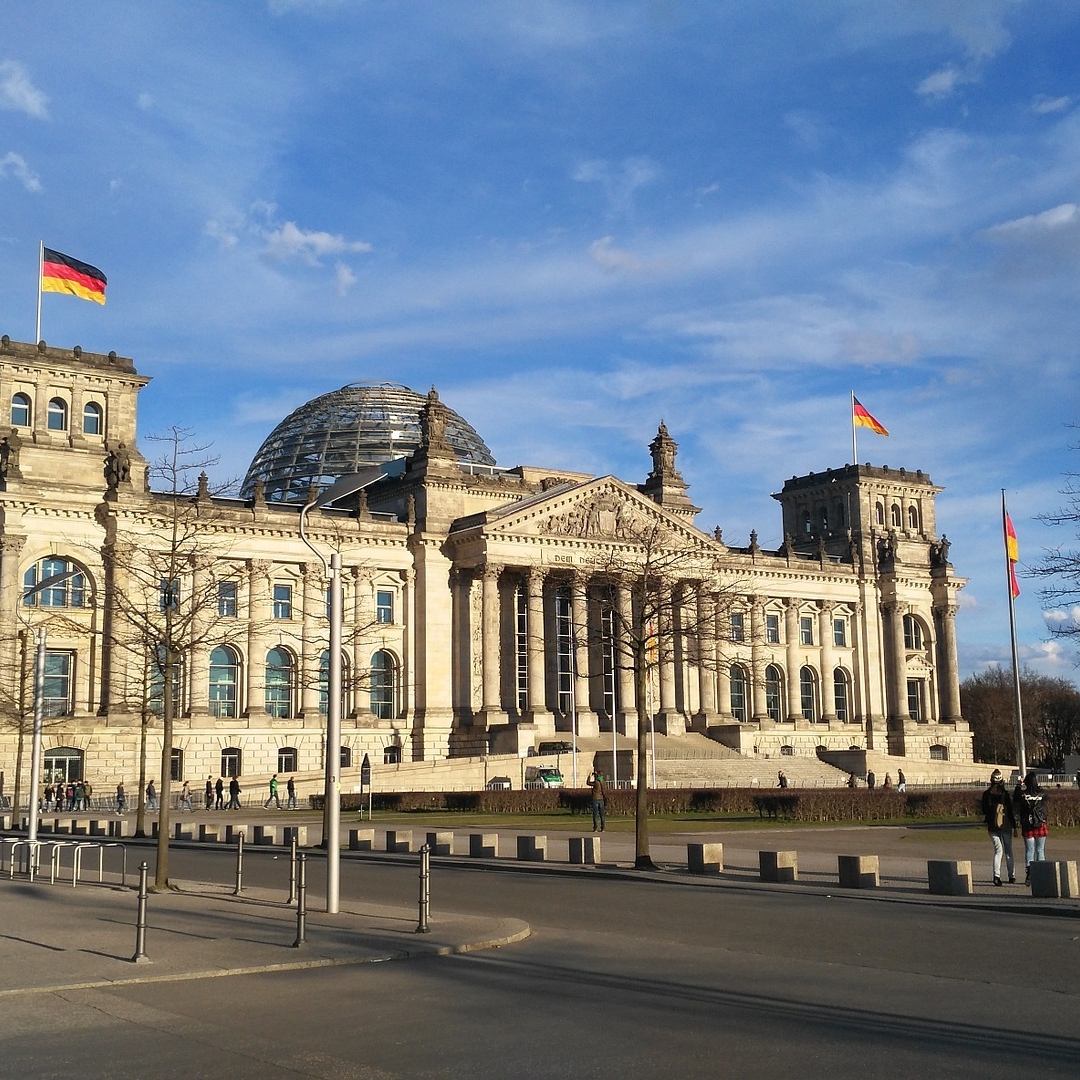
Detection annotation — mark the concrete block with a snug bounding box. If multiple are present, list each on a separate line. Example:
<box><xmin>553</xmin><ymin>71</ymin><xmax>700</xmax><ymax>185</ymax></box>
<box><xmin>173</xmin><ymin>821</ymin><xmax>195</xmax><ymax>841</ymax></box>
<box><xmin>253</xmin><ymin>824</ymin><xmax>277</xmax><ymax>846</ymax></box>
<box><xmin>469</xmin><ymin>833</ymin><xmax>498</xmax><ymax>858</ymax></box>
<box><xmin>349</xmin><ymin>828</ymin><xmax>375</xmax><ymax>851</ymax></box>
<box><xmin>927</xmin><ymin>859</ymin><xmax>973</xmax><ymax>895</ymax></box>
<box><xmin>1030</xmin><ymin>860</ymin><xmax>1080</xmax><ymax>898</ymax></box>
<box><xmin>386</xmin><ymin>829</ymin><xmax>413</xmax><ymax>853</ymax></box>
<box><xmin>199</xmin><ymin>824</ymin><xmax>221</xmax><ymax>843</ymax></box>
<box><xmin>88</xmin><ymin>819</ymin><xmax>107</xmax><ymax>837</ymax></box>
<box><xmin>70</xmin><ymin>818</ymin><xmax>87</xmax><ymax>837</ymax></box>
<box><xmin>517</xmin><ymin>834</ymin><xmax>547</xmax><ymax>862</ymax></box>
<box><xmin>224</xmin><ymin>824</ymin><xmax>245</xmax><ymax>844</ymax></box>
<box><xmin>759</xmin><ymin>850</ymin><xmax>799</xmax><ymax>883</ymax></box>
<box><xmin>838</xmin><ymin>854</ymin><xmax>879</xmax><ymax>889</ymax></box>
<box><xmin>282</xmin><ymin>826</ymin><xmax>308</xmax><ymax>847</ymax></box>
<box><xmin>569</xmin><ymin>836</ymin><xmax>601</xmax><ymax>865</ymax></box>
<box><xmin>688</xmin><ymin>842</ymin><xmax>724</xmax><ymax>874</ymax></box>
<box><xmin>425</xmin><ymin>831</ymin><xmax>454</xmax><ymax>856</ymax></box>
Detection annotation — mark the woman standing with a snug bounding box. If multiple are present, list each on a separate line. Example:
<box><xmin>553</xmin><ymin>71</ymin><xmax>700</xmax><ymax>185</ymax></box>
<box><xmin>1015</xmin><ymin>773</ymin><xmax>1049</xmax><ymax>883</ymax></box>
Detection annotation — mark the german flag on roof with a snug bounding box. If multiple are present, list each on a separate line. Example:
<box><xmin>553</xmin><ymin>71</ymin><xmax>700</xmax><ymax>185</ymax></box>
<box><xmin>41</xmin><ymin>248</ymin><xmax>107</xmax><ymax>305</ymax></box>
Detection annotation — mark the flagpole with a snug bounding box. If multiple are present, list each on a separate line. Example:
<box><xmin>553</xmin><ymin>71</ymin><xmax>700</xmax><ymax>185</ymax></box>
<box><xmin>35</xmin><ymin>241</ymin><xmax>43</xmax><ymax>344</ymax></box>
<box><xmin>850</xmin><ymin>391</ymin><xmax>858</xmax><ymax>466</ymax></box>
<box><xmin>1002</xmin><ymin>490</ymin><xmax>1027</xmax><ymax>776</ymax></box>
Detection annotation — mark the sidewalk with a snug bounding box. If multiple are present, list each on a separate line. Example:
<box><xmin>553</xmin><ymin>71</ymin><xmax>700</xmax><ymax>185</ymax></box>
<box><xmin>0</xmin><ymin>874</ymin><xmax>530</xmax><ymax>998</ymax></box>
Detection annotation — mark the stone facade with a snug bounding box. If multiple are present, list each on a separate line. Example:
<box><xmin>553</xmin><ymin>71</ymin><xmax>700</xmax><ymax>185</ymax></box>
<box><xmin>0</xmin><ymin>337</ymin><xmax>971</xmax><ymax>795</ymax></box>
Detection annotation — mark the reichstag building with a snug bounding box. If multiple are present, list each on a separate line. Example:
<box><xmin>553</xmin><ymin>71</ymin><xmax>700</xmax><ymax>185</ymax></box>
<box><xmin>0</xmin><ymin>336</ymin><xmax>972</xmax><ymax>790</ymax></box>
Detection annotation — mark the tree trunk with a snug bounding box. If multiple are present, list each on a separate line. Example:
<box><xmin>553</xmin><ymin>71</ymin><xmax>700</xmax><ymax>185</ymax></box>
<box><xmin>633</xmin><ymin>643</ymin><xmax>655</xmax><ymax>870</ymax></box>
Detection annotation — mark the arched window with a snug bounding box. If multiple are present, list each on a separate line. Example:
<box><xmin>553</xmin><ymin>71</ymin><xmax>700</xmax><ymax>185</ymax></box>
<box><xmin>799</xmin><ymin>666</ymin><xmax>818</xmax><ymax>722</ymax></box>
<box><xmin>833</xmin><ymin>667</ymin><xmax>850</xmax><ymax>723</ymax></box>
<box><xmin>370</xmin><ymin>650</ymin><xmax>397</xmax><ymax>719</ymax></box>
<box><xmin>903</xmin><ymin>615</ymin><xmax>925</xmax><ymax>651</ymax></box>
<box><xmin>265</xmin><ymin>647</ymin><xmax>294</xmax><ymax>718</ymax></box>
<box><xmin>907</xmin><ymin>505</ymin><xmax>919</xmax><ymax>530</ymax></box>
<box><xmin>318</xmin><ymin>649</ymin><xmax>350</xmax><ymax>717</ymax></box>
<box><xmin>44</xmin><ymin>746</ymin><xmax>84</xmax><ymax>783</ymax></box>
<box><xmin>209</xmin><ymin>645</ymin><xmax>240</xmax><ymax>718</ymax></box>
<box><xmin>834</xmin><ymin>501</ymin><xmax>845</xmax><ymax>528</ymax></box>
<box><xmin>890</xmin><ymin>503</ymin><xmax>902</xmax><ymax>527</ymax></box>
<box><xmin>875</xmin><ymin>502</ymin><xmax>885</xmax><ymax>526</ymax></box>
<box><xmin>11</xmin><ymin>392</ymin><xmax>31</xmax><ymax>427</ymax></box>
<box><xmin>802</xmin><ymin>510</ymin><xmax>812</xmax><ymax>535</ymax></box>
<box><xmin>765</xmin><ymin>664</ymin><xmax>784</xmax><ymax>722</ymax></box>
<box><xmin>23</xmin><ymin>557</ymin><xmax>87</xmax><ymax>608</ymax></box>
<box><xmin>83</xmin><ymin>401</ymin><xmax>103</xmax><ymax>435</ymax></box>
<box><xmin>729</xmin><ymin>664</ymin><xmax>748</xmax><ymax>722</ymax></box>
<box><xmin>47</xmin><ymin>397</ymin><xmax>68</xmax><ymax>431</ymax></box>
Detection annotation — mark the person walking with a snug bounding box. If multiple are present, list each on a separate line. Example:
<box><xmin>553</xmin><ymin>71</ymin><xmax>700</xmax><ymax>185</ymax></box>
<box><xmin>264</xmin><ymin>773</ymin><xmax>280</xmax><ymax>809</ymax></box>
<box><xmin>214</xmin><ymin>776</ymin><xmax>224</xmax><ymax>809</ymax></box>
<box><xmin>777</xmin><ymin>770</ymin><xmax>788</xmax><ymax>788</ymax></box>
<box><xmin>205</xmin><ymin>776</ymin><xmax>214</xmax><ymax>810</ymax></box>
<box><xmin>866</xmin><ymin>770</ymin><xmax>876</xmax><ymax>790</ymax></box>
<box><xmin>286</xmin><ymin>776</ymin><xmax>297</xmax><ymax>810</ymax></box>
<box><xmin>897</xmin><ymin>769</ymin><xmax>906</xmax><ymax>793</ymax></box>
<box><xmin>227</xmin><ymin>776</ymin><xmax>242</xmax><ymax>810</ymax></box>
<box><xmin>1014</xmin><ymin>772</ymin><xmax>1049</xmax><ymax>883</ymax></box>
<box><xmin>145</xmin><ymin>779</ymin><xmax>158</xmax><ymax>811</ymax></box>
<box><xmin>883</xmin><ymin>773</ymin><xmax>893</xmax><ymax>790</ymax></box>
<box><xmin>115</xmin><ymin>781</ymin><xmax>126</xmax><ymax>815</ymax></box>
<box><xmin>981</xmin><ymin>769</ymin><xmax>1017</xmax><ymax>886</ymax></box>
<box><xmin>587</xmin><ymin>767</ymin><xmax>607</xmax><ymax>833</ymax></box>
<box><xmin>178</xmin><ymin>780</ymin><xmax>194</xmax><ymax>812</ymax></box>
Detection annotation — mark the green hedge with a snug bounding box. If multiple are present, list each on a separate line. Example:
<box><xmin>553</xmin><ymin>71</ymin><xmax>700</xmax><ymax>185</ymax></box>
<box><xmin>309</xmin><ymin>787</ymin><xmax>1080</xmax><ymax>825</ymax></box>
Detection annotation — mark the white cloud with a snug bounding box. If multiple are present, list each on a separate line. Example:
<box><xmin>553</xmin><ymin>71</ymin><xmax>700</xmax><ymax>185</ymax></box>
<box><xmin>916</xmin><ymin>66</ymin><xmax>965</xmax><ymax>98</ymax></box>
<box><xmin>572</xmin><ymin>156</ymin><xmax>661</xmax><ymax>215</ymax></box>
<box><xmin>784</xmin><ymin>110</ymin><xmax>831</xmax><ymax>151</ymax></box>
<box><xmin>985</xmin><ymin>202</ymin><xmax>1080</xmax><ymax>237</ymax></box>
<box><xmin>334</xmin><ymin>260</ymin><xmax>356</xmax><ymax>296</ymax></box>
<box><xmin>261</xmin><ymin>220</ymin><xmax>372</xmax><ymax>264</ymax></box>
<box><xmin>0</xmin><ymin>151</ymin><xmax>41</xmax><ymax>192</ymax></box>
<box><xmin>204</xmin><ymin>218</ymin><xmax>241</xmax><ymax>249</ymax></box>
<box><xmin>588</xmin><ymin>236</ymin><xmax>642</xmax><ymax>275</ymax></box>
<box><xmin>1033</xmin><ymin>95</ymin><xmax>1072</xmax><ymax>115</ymax></box>
<box><xmin>136</xmin><ymin>92</ymin><xmax>154</xmax><ymax>110</ymax></box>
<box><xmin>0</xmin><ymin>60</ymin><xmax>48</xmax><ymax>118</ymax></box>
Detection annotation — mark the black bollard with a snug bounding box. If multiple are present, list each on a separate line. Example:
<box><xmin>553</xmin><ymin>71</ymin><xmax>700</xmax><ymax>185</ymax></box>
<box><xmin>416</xmin><ymin>843</ymin><xmax>431</xmax><ymax>934</ymax></box>
<box><xmin>131</xmin><ymin>861</ymin><xmax>150</xmax><ymax>964</ymax></box>
<box><xmin>292</xmin><ymin>852</ymin><xmax>307</xmax><ymax>948</ymax></box>
<box><xmin>234</xmin><ymin>830</ymin><xmax>244</xmax><ymax>895</ymax></box>
<box><xmin>287</xmin><ymin>835</ymin><xmax>298</xmax><ymax>905</ymax></box>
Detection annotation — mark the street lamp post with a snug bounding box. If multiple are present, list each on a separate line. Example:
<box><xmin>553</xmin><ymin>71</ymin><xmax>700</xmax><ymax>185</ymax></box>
<box><xmin>298</xmin><ymin>467</ymin><xmax>388</xmax><ymax>914</ymax></box>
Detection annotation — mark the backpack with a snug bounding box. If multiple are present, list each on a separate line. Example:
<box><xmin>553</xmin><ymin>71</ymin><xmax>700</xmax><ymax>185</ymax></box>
<box><xmin>993</xmin><ymin>801</ymin><xmax>1005</xmax><ymax>829</ymax></box>
<box><xmin>1027</xmin><ymin>794</ymin><xmax>1046</xmax><ymax>829</ymax></box>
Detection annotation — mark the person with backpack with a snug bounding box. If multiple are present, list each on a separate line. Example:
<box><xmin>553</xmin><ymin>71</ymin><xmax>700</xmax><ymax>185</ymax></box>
<box><xmin>1014</xmin><ymin>773</ymin><xmax>1049</xmax><ymax>883</ymax></box>
<box><xmin>587</xmin><ymin>768</ymin><xmax>607</xmax><ymax>833</ymax></box>
<box><xmin>981</xmin><ymin>769</ymin><xmax>1017</xmax><ymax>886</ymax></box>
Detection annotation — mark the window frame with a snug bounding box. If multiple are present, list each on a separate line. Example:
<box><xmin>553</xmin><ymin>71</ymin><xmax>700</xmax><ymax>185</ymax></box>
<box><xmin>217</xmin><ymin>580</ymin><xmax>238</xmax><ymax>618</ymax></box>
<box><xmin>47</xmin><ymin>397</ymin><xmax>68</xmax><ymax>432</ymax></box>
<box><xmin>799</xmin><ymin>665</ymin><xmax>818</xmax><ymax>722</ymax></box>
<box><xmin>209</xmin><ymin>645</ymin><xmax>240</xmax><ymax>719</ymax></box>
<box><xmin>11</xmin><ymin>392</ymin><xmax>31</xmax><ymax>427</ymax></box>
<box><xmin>82</xmin><ymin>400</ymin><xmax>103</xmax><ymax>436</ymax></box>
<box><xmin>264</xmin><ymin>646</ymin><xmax>294</xmax><ymax>718</ymax></box>
<box><xmin>375</xmin><ymin>589</ymin><xmax>394</xmax><ymax>624</ymax></box>
<box><xmin>799</xmin><ymin>615</ymin><xmax>813</xmax><ymax>646</ymax></box>
<box><xmin>272</xmin><ymin>582</ymin><xmax>293</xmax><ymax>620</ymax></box>
<box><xmin>765</xmin><ymin>613</ymin><xmax>780</xmax><ymax>644</ymax></box>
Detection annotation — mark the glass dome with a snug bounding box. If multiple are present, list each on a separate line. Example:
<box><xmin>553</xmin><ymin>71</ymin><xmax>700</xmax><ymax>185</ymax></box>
<box><xmin>240</xmin><ymin>381</ymin><xmax>496</xmax><ymax>503</ymax></box>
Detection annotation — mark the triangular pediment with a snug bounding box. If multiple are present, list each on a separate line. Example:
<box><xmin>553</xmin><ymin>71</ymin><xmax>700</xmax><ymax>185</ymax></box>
<box><xmin>480</xmin><ymin>476</ymin><xmax>711</xmax><ymax>549</ymax></box>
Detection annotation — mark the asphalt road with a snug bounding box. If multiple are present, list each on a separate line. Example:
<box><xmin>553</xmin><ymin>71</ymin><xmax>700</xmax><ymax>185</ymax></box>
<box><xmin>3</xmin><ymin>844</ymin><xmax>1079</xmax><ymax>1079</ymax></box>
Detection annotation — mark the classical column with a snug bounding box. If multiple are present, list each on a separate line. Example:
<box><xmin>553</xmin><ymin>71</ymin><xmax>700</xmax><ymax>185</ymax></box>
<box><xmin>299</xmin><ymin>564</ymin><xmax>322</xmax><ymax>719</ymax></box>
<box><xmin>351</xmin><ymin>567</ymin><xmax>373</xmax><ymax>718</ymax></box>
<box><xmin>884</xmin><ymin>600</ymin><xmax>908</xmax><ymax>727</ymax></box>
<box><xmin>0</xmin><ymin>535</ymin><xmax>26</xmax><ymax>692</ymax></box>
<box><xmin>570</xmin><ymin>573</ymin><xmax>599</xmax><ymax>737</ymax></box>
<box><xmin>476</xmin><ymin>563</ymin><xmax>505</xmax><ymax>727</ymax></box>
<box><xmin>614</xmin><ymin>579</ymin><xmax>637</xmax><ymax>737</ymax></box>
<box><xmin>524</xmin><ymin>567</ymin><xmax>554</xmax><ymax>732</ymax></box>
<box><xmin>399</xmin><ymin>568</ymin><xmax>414</xmax><ymax>722</ymax></box>
<box><xmin>784</xmin><ymin>599</ymin><xmax>802</xmax><ymax>724</ymax></box>
<box><xmin>935</xmin><ymin>601</ymin><xmax>963</xmax><ymax>722</ymax></box>
<box><xmin>244</xmin><ymin>560</ymin><xmax>270</xmax><ymax>718</ymax></box>
<box><xmin>818</xmin><ymin>601</ymin><xmax>837</xmax><ymax>724</ymax></box>
<box><xmin>749</xmin><ymin>600</ymin><xmax>770</xmax><ymax>723</ymax></box>
<box><xmin>655</xmin><ymin>588</ymin><xmax>684</xmax><ymax>736</ymax></box>
<box><xmin>187</xmin><ymin>557</ymin><xmax>211</xmax><ymax>716</ymax></box>
<box><xmin>694</xmin><ymin>587</ymin><xmax>717</xmax><ymax>728</ymax></box>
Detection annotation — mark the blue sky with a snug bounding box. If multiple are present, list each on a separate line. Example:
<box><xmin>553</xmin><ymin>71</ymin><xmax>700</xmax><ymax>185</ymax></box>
<box><xmin>2</xmin><ymin>1</ymin><xmax>1078</xmax><ymax>683</ymax></box>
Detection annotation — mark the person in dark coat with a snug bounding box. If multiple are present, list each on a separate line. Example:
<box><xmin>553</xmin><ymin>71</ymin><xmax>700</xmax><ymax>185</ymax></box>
<box><xmin>214</xmin><ymin>776</ymin><xmax>225</xmax><ymax>810</ymax></box>
<box><xmin>981</xmin><ymin>769</ymin><xmax>1018</xmax><ymax>886</ymax></box>
<box><xmin>227</xmin><ymin>776</ymin><xmax>242</xmax><ymax>810</ymax></box>
<box><xmin>1014</xmin><ymin>772</ymin><xmax>1049</xmax><ymax>882</ymax></box>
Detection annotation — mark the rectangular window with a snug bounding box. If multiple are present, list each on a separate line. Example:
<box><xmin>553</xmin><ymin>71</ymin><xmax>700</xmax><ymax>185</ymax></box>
<box><xmin>730</xmin><ymin>612</ymin><xmax>745</xmax><ymax>643</ymax></box>
<box><xmin>220</xmin><ymin>748</ymin><xmax>241</xmax><ymax>778</ymax></box>
<box><xmin>278</xmin><ymin>747</ymin><xmax>298</xmax><ymax>773</ymax></box>
<box><xmin>907</xmin><ymin>679</ymin><xmax>924</xmax><ymax>722</ymax></box>
<box><xmin>515</xmin><ymin>586</ymin><xmax>528</xmax><ymax>713</ymax></box>
<box><xmin>170</xmin><ymin>748</ymin><xmax>183</xmax><ymax>783</ymax></box>
<box><xmin>159</xmin><ymin>578</ymin><xmax>180</xmax><ymax>612</ymax></box>
<box><xmin>273</xmin><ymin>583</ymin><xmax>293</xmax><ymax>620</ymax></box>
<box><xmin>217</xmin><ymin>581</ymin><xmax>237</xmax><ymax>618</ymax></box>
<box><xmin>833</xmin><ymin>618</ymin><xmax>847</xmax><ymax>648</ymax></box>
<box><xmin>42</xmin><ymin>650</ymin><xmax>75</xmax><ymax>717</ymax></box>
<box><xmin>799</xmin><ymin>616</ymin><xmax>813</xmax><ymax>646</ymax></box>
<box><xmin>376</xmin><ymin>589</ymin><xmax>394</xmax><ymax>624</ymax></box>
<box><xmin>765</xmin><ymin>614</ymin><xmax>780</xmax><ymax>644</ymax></box>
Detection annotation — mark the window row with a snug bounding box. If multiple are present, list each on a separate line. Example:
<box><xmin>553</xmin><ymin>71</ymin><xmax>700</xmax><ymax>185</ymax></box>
<box><xmin>732</xmin><ymin>612</ymin><xmax>849</xmax><ymax>647</ymax></box>
<box><xmin>874</xmin><ymin>501</ymin><xmax>921</xmax><ymax>531</ymax></box>
<box><xmin>729</xmin><ymin>664</ymin><xmax>854</xmax><ymax>724</ymax></box>
<box><xmin>11</xmin><ymin>392</ymin><xmax>104</xmax><ymax>435</ymax></box>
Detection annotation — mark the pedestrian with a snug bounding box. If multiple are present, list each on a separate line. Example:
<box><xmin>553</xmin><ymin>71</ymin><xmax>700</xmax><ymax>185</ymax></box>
<box><xmin>286</xmin><ymin>775</ymin><xmax>297</xmax><ymax>810</ymax></box>
<box><xmin>44</xmin><ymin>782</ymin><xmax>54</xmax><ymax>811</ymax></box>
<box><xmin>146</xmin><ymin>779</ymin><xmax>158</xmax><ymax>811</ymax></box>
<box><xmin>205</xmin><ymin>776</ymin><xmax>214</xmax><ymax>810</ymax></box>
<box><xmin>897</xmin><ymin>769</ymin><xmax>906</xmax><ymax>793</ymax></box>
<box><xmin>264</xmin><ymin>773</ymin><xmax>280</xmax><ymax>809</ymax></box>
<box><xmin>1014</xmin><ymin>772</ymin><xmax>1049</xmax><ymax>883</ymax></box>
<box><xmin>883</xmin><ymin>773</ymin><xmax>893</xmax><ymax>790</ymax></box>
<box><xmin>215</xmin><ymin>776</ymin><xmax>224</xmax><ymax>809</ymax></box>
<box><xmin>178</xmin><ymin>780</ymin><xmax>194</xmax><ymax>812</ymax></box>
<box><xmin>65</xmin><ymin>782</ymin><xmax>75</xmax><ymax>811</ymax></box>
<box><xmin>981</xmin><ymin>769</ymin><xmax>1017</xmax><ymax>886</ymax></box>
<box><xmin>777</xmin><ymin>770</ymin><xmax>788</xmax><ymax>789</ymax></box>
<box><xmin>75</xmin><ymin>779</ymin><xmax>86</xmax><ymax>810</ymax></box>
<box><xmin>847</xmin><ymin>772</ymin><xmax>857</xmax><ymax>789</ymax></box>
<box><xmin>587</xmin><ymin>767</ymin><xmax>607</xmax><ymax>833</ymax></box>
<box><xmin>116</xmin><ymin>781</ymin><xmax>126</xmax><ymax>815</ymax></box>
<box><xmin>866</xmin><ymin>770</ymin><xmax>876</xmax><ymax>790</ymax></box>
<box><xmin>227</xmin><ymin>776</ymin><xmax>242</xmax><ymax>810</ymax></box>
<box><xmin>84</xmin><ymin>780</ymin><xmax>93</xmax><ymax>809</ymax></box>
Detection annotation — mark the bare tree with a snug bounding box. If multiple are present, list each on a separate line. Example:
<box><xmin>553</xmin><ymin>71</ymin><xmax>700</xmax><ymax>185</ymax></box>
<box><xmin>1034</xmin><ymin>430</ymin><xmax>1080</xmax><ymax>657</ymax></box>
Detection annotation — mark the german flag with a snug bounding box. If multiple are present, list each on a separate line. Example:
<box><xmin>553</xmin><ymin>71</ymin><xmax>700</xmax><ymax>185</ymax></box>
<box><xmin>852</xmin><ymin>396</ymin><xmax>888</xmax><ymax>437</ymax></box>
<box><xmin>1005</xmin><ymin>512</ymin><xmax>1021</xmax><ymax>598</ymax></box>
<box><xmin>41</xmin><ymin>248</ymin><xmax>107</xmax><ymax>304</ymax></box>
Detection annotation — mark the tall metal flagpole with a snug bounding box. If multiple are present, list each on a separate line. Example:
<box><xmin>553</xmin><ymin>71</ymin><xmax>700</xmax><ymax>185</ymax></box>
<box><xmin>851</xmin><ymin>390</ymin><xmax>858</xmax><ymax>466</ymax></box>
<box><xmin>1002</xmin><ymin>490</ymin><xmax>1027</xmax><ymax>776</ymax></box>
<box><xmin>35</xmin><ymin>242</ymin><xmax>43</xmax><ymax>344</ymax></box>
<box><xmin>570</xmin><ymin>630</ymin><xmax>578</xmax><ymax>787</ymax></box>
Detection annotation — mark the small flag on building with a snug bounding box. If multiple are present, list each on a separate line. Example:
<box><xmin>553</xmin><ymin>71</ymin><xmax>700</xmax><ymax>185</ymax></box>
<box><xmin>852</xmin><ymin>396</ymin><xmax>889</xmax><ymax>436</ymax></box>
<box><xmin>1005</xmin><ymin>511</ymin><xmax>1021</xmax><ymax>598</ymax></box>
<box><xmin>41</xmin><ymin>247</ymin><xmax>107</xmax><ymax>305</ymax></box>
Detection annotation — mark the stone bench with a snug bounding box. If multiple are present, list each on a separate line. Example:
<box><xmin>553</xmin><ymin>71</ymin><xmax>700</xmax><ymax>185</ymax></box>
<box><xmin>687</xmin><ymin>842</ymin><xmax>723</xmax><ymax>874</ymax></box>
<box><xmin>425</xmin><ymin>831</ymin><xmax>454</xmax><ymax>856</ymax></box>
<box><xmin>927</xmin><ymin>859</ymin><xmax>973</xmax><ymax>896</ymax></box>
<box><xmin>517</xmin><ymin>835</ymin><xmax>547</xmax><ymax>862</ymax></box>
<box><xmin>224</xmin><ymin>824</ymin><xmax>246</xmax><ymax>844</ymax></box>
<box><xmin>569</xmin><ymin>836</ymin><xmax>601</xmax><ymax>865</ymax></box>
<box><xmin>386</xmin><ymin>829</ymin><xmax>413</xmax><ymax>853</ymax></box>
<box><xmin>349</xmin><ymin>828</ymin><xmax>375</xmax><ymax>851</ymax></box>
<box><xmin>759</xmin><ymin>850</ymin><xmax>798</xmax><ymax>883</ymax></box>
<box><xmin>88</xmin><ymin>819</ymin><xmax>107</xmax><ymax>837</ymax></box>
<box><xmin>838</xmin><ymin>854</ymin><xmax>879</xmax><ymax>889</ymax></box>
<box><xmin>1030</xmin><ymin>860</ymin><xmax>1079</xmax><ymax>898</ymax></box>
<box><xmin>469</xmin><ymin>833</ymin><xmax>498</xmax><ymax>858</ymax></box>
